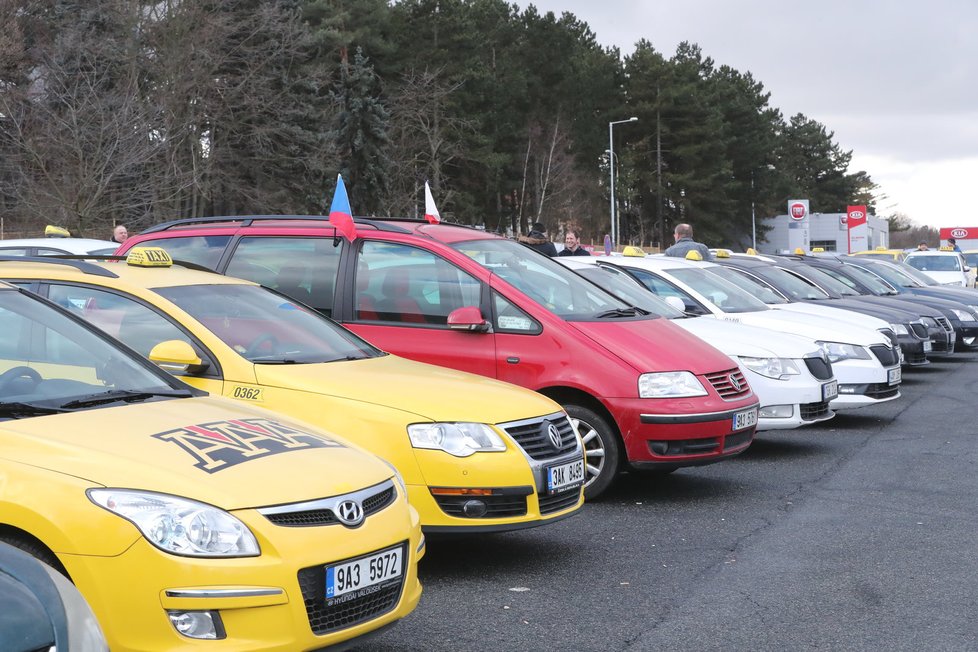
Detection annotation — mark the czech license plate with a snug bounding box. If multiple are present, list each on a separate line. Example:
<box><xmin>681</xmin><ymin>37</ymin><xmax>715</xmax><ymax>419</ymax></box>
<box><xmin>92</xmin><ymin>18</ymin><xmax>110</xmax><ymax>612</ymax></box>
<box><xmin>732</xmin><ymin>408</ymin><xmax>758</xmax><ymax>430</ymax></box>
<box><xmin>923</xmin><ymin>340</ymin><xmax>932</xmax><ymax>352</ymax></box>
<box><xmin>547</xmin><ymin>459</ymin><xmax>585</xmax><ymax>493</ymax></box>
<box><xmin>821</xmin><ymin>379</ymin><xmax>839</xmax><ymax>401</ymax></box>
<box><xmin>887</xmin><ymin>367</ymin><xmax>902</xmax><ymax>385</ymax></box>
<box><xmin>325</xmin><ymin>546</ymin><xmax>402</xmax><ymax>601</ymax></box>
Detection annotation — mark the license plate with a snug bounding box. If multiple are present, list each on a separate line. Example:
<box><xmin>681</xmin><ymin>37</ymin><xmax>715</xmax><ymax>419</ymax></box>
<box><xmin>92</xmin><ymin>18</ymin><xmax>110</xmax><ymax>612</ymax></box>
<box><xmin>325</xmin><ymin>546</ymin><xmax>402</xmax><ymax>601</ymax></box>
<box><xmin>547</xmin><ymin>459</ymin><xmax>585</xmax><ymax>493</ymax></box>
<box><xmin>732</xmin><ymin>408</ymin><xmax>757</xmax><ymax>430</ymax></box>
<box><xmin>821</xmin><ymin>380</ymin><xmax>839</xmax><ymax>401</ymax></box>
<box><xmin>887</xmin><ymin>367</ymin><xmax>902</xmax><ymax>385</ymax></box>
<box><xmin>923</xmin><ymin>340</ymin><xmax>932</xmax><ymax>352</ymax></box>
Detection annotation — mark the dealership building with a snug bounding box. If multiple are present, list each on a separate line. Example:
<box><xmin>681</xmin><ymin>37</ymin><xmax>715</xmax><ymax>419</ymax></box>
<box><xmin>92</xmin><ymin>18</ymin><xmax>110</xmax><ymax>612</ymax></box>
<box><xmin>758</xmin><ymin>211</ymin><xmax>890</xmax><ymax>254</ymax></box>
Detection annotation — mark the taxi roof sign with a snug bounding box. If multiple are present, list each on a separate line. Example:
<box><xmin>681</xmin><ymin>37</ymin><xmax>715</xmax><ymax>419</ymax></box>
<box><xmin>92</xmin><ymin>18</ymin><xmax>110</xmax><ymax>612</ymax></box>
<box><xmin>812</xmin><ymin>247</ymin><xmax>825</xmax><ymax>252</ymax></box>
<box><xmin>939</xmin><ymin>246</ymin><xmax>955</xmax><ymax>251</ymax></box>
<box><xmin>714</xmin><ymin>249</ymin><xmax>731</xmax><ymax>258</ymax></box>
<box><xmin>685</xmin><ymin>250</ymin><xmax>703</xmax><ymax>261</ymax></box>
<box><xmin>875</xmin><ymin>246</ymin><xmax>887</xmax><ymax>251</ymax></box>
<box><xmin>745</xmin><ymin>248</ymin><xmax>758</xmax><ymax>256</ymax></box>
<box><xmin>793</xmin><ymin>247</ymin><xmax>805</xmax><ymax>255</ymax></box>
<box><xmin>126</xmin><ymin>246</ymin><xmax>173</xmax><ymax>267</ymax></box>
<box><xmin>622</xmin><ymin>246</ymin><xmax>646</xmax><ymax>257</ymax></box>
<box><xmin>44</xmin><ymin>225</ymin><xmax>70</xmax><ymax>238</ymax></box>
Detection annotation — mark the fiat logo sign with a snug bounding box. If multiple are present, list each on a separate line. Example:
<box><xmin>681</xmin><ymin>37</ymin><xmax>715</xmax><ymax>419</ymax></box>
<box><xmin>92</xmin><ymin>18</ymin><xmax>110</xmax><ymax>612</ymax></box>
<box><xmin>951</xmin><ymin>228</ymin><xmax>968</xmax><ymax>239</ymax></box>
<box><xmin>789</xmin><ymin>203</ymin><xmax>807</xmax><ymax>220</ymax></box>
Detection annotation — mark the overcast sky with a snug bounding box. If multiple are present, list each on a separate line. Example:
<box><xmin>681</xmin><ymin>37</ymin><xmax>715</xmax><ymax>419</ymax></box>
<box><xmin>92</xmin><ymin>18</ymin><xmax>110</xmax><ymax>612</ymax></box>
<box><xmin>522</xmin><ymin>0</ymin><xmax>978</xmax><ymax>230</ymax></box>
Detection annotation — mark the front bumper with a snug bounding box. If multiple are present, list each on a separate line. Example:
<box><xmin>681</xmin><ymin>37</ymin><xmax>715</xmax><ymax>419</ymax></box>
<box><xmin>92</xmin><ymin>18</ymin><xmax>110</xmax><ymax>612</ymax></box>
<box><xmin>743</xmin><ymin>367</ymin><xmax>837</xmax><ymax>431</ymax></box>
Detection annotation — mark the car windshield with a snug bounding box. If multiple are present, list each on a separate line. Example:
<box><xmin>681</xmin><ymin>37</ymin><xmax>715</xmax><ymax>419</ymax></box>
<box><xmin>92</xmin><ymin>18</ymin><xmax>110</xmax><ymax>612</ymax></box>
<box><xmin>757</xmin><ymin>265</ymin><xmax>832</xmax><ymax>300</ymax></box>
<box><xmin>154</xmin><ymin>284</ymin><xmax>383</xmax><ymax>363</ymax></box>
<box><xmin>853</xmin><ymin>260</ymin><xmax>930</xmax><ymax>287</ymax></box>
<box><xmin>666</xmin><ymin>267</ymin><xmax>769</xmax><ymax>313</ymax></box>
<box><xmin>0</xmin><ymin>288</ymin><xmax>187</xmax><ymax>414</ymax></box>
<box><xmin>906</xmin><ymin>254</ymin><xmax>962</xmax><ymax>272</ymax></box>
<box><xmin>575</xmin><ymin>265</ymin><xmax>680</xmax><ymax>317</ymax></box>
<box><xmin>452</xmin><ymin>239</ymin><xmax>644</xmax><ymax>319</ymax></box>
<box><xmin>707</xmin><ymin>266</ymin><xmax>789</xmax><ymax>304</ymax></box>
<box><xmin>837</xmin><ymin>262</ymin><xmax>899</xmax><ymax>294</ymax></box>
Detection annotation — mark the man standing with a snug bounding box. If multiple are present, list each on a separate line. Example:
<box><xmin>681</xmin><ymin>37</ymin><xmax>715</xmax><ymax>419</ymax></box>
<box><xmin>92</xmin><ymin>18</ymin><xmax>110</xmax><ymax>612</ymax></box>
<box><xmin>518</xmin><ymin>222</ymin><xmax>557</xmax><ymax>256</ymax></box>
<box><xmin>664</xmin><ymin>223</ymin><xmax>712</xmax><ymax>260</ymax></box>
<box><xmin>917</xmin><ymin>242</ymin><xmax>929</xmax><ymax>251</ymax></box>
<box><xmin>557</xmin><ymin>229</ymin><xmax>591</xmax><ymax>256</ymax></box>
<box><xmin>948</xmin><ymin>237</ymin><xmax>962</xmax><ymax>252</ymax></box>
<box><xmin>111</xmin><ymin>224</ymin><xmax>129</xmax><ymax>244</ymax></box>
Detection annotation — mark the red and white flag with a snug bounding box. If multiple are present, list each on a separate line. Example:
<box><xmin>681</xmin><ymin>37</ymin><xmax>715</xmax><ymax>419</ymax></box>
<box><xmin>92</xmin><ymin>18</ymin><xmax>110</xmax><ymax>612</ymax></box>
<box><xmin>424</xmin><ymin>181</ymin><xmax>441</xmax><ymax>224</ymax></box>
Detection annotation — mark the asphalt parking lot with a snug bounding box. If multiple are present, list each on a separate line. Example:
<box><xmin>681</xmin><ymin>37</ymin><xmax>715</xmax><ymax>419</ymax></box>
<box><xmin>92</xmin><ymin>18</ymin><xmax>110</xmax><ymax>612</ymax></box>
<box><xmin>364</xmin><ymin>354</ymin><xmax>978</xmax><ymax>651</ymax></box>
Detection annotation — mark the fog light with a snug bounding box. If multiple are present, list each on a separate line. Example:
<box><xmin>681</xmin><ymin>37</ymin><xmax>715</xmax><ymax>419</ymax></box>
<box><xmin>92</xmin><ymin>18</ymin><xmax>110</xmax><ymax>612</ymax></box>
<box><xmin>964</xmin><ymin>336</ymin><xmax>976</xmax><ymax>346</ymax></box>
<box><xmin>759</xmin><ymin>405</ymin><xmax>793</xmax><ymax>419</ymax></box>
<box><xmin>838</xmin><ymin>385</ymin><xmax>856</xmax><ymax>394</ymax></box>
<box><xmin>167</xmin><ymin>610</ymin><xmax>225</xmax><ymax>640</ymax></box>
<box><xmin>462</xmin><ymin>499</ymin><xmax>488</xmax><ymax>517</ymax></box>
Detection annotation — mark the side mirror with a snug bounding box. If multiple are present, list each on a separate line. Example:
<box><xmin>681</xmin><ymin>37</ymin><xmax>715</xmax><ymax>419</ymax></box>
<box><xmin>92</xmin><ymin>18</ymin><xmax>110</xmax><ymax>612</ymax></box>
<box><xmin>149</xmin><ymin>339</ymin><xmax>208</xmax><ymax>374</ymax></box>
<box><xmin>447</xmin><ymin>306</ymin><xmax>491</xmax><ymax>332</ymax></box>
<box><xmin>664</xmin><ymin>296</ymin><xmax>686</xmax><ymax>312</ymax></box>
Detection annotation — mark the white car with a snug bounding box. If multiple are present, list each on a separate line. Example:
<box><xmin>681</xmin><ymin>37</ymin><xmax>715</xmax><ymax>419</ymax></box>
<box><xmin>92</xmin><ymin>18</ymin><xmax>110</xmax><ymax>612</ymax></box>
<box><xmin>591</xmin><ymin>253</ymin><xmax>902</xmax><ymax>410</ymax></box>
<box><xmin>904</xmin><ymin>250</ymin><xmax>972</xmax><ymax>287</ymax></box>
<box><xmin>559</xmin><ymin>258</ymin><xmax>838</xmax><ymax>431</ymax></box>
<box><xmin>0</xmin><ymin>237</ymin><xmax>119</xmax><ymax>256</ymax></box>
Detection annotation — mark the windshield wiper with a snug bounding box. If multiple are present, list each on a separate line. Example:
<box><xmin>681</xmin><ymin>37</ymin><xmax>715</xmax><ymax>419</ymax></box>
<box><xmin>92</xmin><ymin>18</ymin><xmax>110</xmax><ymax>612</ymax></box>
<box><xmin>595</xmin><ymin>307</ymin><xmax>642</xmax><ymax>318</ymax></box>
<box><xmin>60</xmin><ymin>389</ymin><xmax>193</xmax><ymax>410</ymax></box>
<box><xmin>0</xmin><ymin>402</ymin><xmax>70</xmax><ymax>418</ymax></box>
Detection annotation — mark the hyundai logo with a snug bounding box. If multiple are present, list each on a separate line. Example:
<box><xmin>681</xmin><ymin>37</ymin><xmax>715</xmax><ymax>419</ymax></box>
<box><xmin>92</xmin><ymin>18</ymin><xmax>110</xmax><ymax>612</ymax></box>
<box><xmin>335</xmin><ymin>500</ymin><xmax>365</xmax><ymax>527</ymax></box>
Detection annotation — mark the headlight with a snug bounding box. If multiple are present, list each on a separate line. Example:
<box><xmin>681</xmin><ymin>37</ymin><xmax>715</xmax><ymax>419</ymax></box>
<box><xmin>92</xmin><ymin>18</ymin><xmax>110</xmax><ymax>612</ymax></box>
<box><xmin>888</xmin><ymin>323</ymin><xmax>909</xmax><ymax>335</ymax></box>
<box><xmin>738</xmin><ymin>356</ymin><xmax>801</xmax><ymax>379</ymax></box>
<box><xmin>88</xmin><ymin>489</ymin><xmax>259</xmax><ymax>557</ymax></box>
<box><xmin>921</xmin><ymin>316</ymin><xmax>938</xmax><ymax>328</ymax></box>
<box><xmin>407</xmin><ymin>423</ymin><xmax>506</xmax><ymax>457</ymax></box>
<box><xmin>816</xmin><ymin>341</ymin><xmax>871</xmax><ymax>363</ymax></box>
<box><xmin>638</xmin><ymin>371</ymin><xmax>707</xmax><ymax>398</ymax></box>
<box><xmin>968</xmin><ymin>306</ymin><xmax>978</xmax><ymax>319</ymax></box>
<box><xmin>952</xmin><ymin>309</ymin><xmax>976</xmax><ymax>322</ymax></box>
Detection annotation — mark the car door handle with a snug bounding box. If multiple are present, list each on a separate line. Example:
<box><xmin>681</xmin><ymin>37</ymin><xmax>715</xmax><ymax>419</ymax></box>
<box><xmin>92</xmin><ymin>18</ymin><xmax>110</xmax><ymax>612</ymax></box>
<box><xmin>506</xmin><ymin>356</ymin><xmax>520</xmax><ymax>364</ymax></box>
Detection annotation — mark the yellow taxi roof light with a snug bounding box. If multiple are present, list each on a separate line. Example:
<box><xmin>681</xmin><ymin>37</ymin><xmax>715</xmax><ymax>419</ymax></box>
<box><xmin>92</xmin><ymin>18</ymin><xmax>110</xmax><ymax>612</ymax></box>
<box><xmin>793</xmin><ymin>247</ymin><xmax>805</xmax><ymax>255</ymax></box>
<box><xmin>622</xmin><ymin>246</ymin><xmax>646</xmax><ymax>257</ymax></box>
<box><xmin>714</xmin><ymin>249</ymin><xmax>731</xmax><ymax>258</ymax></box>
<box><xmin>939</xmin><ymin>246</ymin><xmax>955</xmax><ymax>251</ymax></box>
<box><xmin>685</xmin><ymin>250</ymin><xmax>703</xmax><ymax>261</ymax></box>
<box><xmin>875</xmin><ymin>246</ymin><xmax>886</xmax><ymax>250</ymax></box>
<box><xmin>812</xmin><ymin>247</ymin><xmax>825</xmax><ymax>252</ymax></box>
<box><xmin>45</xmin><ymin>225</ymin><xmax>71</xmax><ymax>238</ymax></box>
<box><xmin>745</xmin><ymin>248</ymin><xmax>758</xmax><ymax>256</ymax></box>
<box><xmin>126</xmin><ymin>247</ymin><xmax>173</xmax><ymax>268</ymax></box>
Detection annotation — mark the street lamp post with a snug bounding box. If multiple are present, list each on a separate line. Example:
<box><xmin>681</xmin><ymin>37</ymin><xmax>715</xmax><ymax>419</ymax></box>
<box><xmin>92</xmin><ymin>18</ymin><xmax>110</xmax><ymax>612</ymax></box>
<box><xmin>609</xmin><ymin>117</ymin><xmax>638</xmax><ymax>248</ymax></box>
<box><xmin>751</xmin><ymin>164</ymin><xmax>776</xmax><ymax>250</ymax></box>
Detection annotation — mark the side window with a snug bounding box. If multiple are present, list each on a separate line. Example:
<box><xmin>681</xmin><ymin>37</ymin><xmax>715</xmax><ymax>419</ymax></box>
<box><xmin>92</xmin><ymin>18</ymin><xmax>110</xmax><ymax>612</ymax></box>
<box><xmin>357</xmin><ymin>241</ymin><xmax>481</xmax><ymax>325</ymax></box>
<box><xmin>141</xmin><ymin>236</ymin><xmax>230</xmax><ymax>270</ymax></box>
<box><xmin>225</xmin><ymin>237</ymin><xmax>342</xmax><ymax>316</ymax></box>
<box><xmin>492</xmin><ymin>292</ymin><xmax>541</xmax><ymax>334</ymax></box>
<box><xmin>627</xmin><ymin>269</ymin><xmax>707</xmax><ymax>315</ymax></box>
<box><xmin>45</xmin><ymin>284</ymin><xmax>207</xmax><ymax>364</ymax></box>
<box><xmin>0</xmin><ymin>248</ymin><xmax>30</xmax><ymax>256</ymax></box>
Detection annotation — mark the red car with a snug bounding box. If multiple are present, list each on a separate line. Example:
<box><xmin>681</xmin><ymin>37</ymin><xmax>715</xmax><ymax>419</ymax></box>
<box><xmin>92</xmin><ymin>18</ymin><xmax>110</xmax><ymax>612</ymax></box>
<box><xmin>120</xmin><ymin>217</ymin><xmax>759</xmax><ymax>498</ymax></box>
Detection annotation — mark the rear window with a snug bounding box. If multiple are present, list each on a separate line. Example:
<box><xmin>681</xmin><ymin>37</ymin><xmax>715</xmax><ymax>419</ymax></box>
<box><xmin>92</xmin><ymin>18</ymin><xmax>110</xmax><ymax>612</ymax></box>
<box><xmin>138</xmin><ymin>236</ymin><xmax>230</xmax><ymax>270</ymax></box>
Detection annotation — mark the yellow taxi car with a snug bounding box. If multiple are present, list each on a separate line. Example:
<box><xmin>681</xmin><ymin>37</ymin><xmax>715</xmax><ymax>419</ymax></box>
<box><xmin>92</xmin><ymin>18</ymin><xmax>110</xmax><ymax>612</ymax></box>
<box><xmin>1</xmin><ymin>249</ymin><xmax>585</xmax><ymax>533</ymax></box>
<box><xmin>850</xmin><ymin>247</ymin><xmax>908</xmax><ymax>263</ymax></box>
<box><xmin>0</xmin><ymin>280</ymin><xmax>423</xmax><ymax>650</ymax></box>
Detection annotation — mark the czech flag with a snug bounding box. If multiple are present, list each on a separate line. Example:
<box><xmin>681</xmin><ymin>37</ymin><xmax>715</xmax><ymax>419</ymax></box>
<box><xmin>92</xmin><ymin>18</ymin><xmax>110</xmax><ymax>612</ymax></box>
<box><xmin>424</xmin><ymin>181</ymin><xmax>441</xmax><ymax>224</ymax></box>
<box><xmin>328</xmin><ymin>174</ymin><xmax>357</xmax><ymax>241</ymax></box>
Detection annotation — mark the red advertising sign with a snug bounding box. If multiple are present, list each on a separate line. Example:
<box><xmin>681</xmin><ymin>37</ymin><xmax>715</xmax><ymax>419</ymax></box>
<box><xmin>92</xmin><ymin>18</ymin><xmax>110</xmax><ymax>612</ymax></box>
<box><xmin>846</xmin><ymin>205</ymin><xmax>867</xmax><ymax>227</ymax></box>
<box><xmin>789</xmin><ymin>202</ymin><xmax>808</xmax><ymax>220</ymax></box>
<box><xmin>940</xmin><ymin>227</ymin><xmax>972</xmax><ymax>240</ymax></box>
<box><xmin>847</xmin><ymin>205</ymin><xmax>868</xmax><ymax>254</ymax></box>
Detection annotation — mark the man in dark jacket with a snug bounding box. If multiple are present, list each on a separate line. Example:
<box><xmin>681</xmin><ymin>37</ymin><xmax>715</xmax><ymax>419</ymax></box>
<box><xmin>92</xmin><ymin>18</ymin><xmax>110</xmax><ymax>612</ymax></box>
<box><xmin>519</xmin><ymin>222</ymin><xmax>558</xmax><ymax>256</ymax></box>
<box><xmin>557</xmin><ymin>229</ymin><xmax>591</xmax><ymax>256</ymax></box>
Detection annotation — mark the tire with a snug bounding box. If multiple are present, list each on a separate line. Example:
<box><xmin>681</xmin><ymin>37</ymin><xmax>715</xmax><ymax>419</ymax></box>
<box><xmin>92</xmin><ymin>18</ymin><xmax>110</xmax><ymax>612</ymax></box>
<box><xmin>565</xmin><ymin>404</ymin><xmax>621</xmax><ymax>500</ymax></box>
<box><xmin>0</xmin><ymin>532</ymin><xmax>67</xmax><ymax>577</ymax></box>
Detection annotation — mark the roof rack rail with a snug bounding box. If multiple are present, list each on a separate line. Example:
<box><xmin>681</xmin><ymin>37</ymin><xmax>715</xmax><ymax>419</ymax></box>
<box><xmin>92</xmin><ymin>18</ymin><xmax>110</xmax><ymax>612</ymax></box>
<box><xmin>140</xmin><ymin>215</ymin><xmax>415</xmax><ymax>235</ymax></box>
<box><xmin>0</xmin><ymin>255</ymin><xmax>119</xmax><ymax>278</ymax></box>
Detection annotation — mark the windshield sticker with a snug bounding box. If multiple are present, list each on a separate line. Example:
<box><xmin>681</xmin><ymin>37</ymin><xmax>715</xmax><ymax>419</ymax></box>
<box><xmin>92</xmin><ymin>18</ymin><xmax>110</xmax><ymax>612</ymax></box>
<box><xmin>153</xmin><ymin>417</ymin><xmax>343</xmax><ymax>473</ymax></box>
<box><xmin>498</xmin><ymin>315</ymin><xmax>533</xmax><ymax>330</ymax></box>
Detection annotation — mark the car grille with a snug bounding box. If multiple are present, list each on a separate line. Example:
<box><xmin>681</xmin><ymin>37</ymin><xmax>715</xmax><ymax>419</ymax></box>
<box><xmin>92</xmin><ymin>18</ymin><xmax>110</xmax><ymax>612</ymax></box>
<box><xmin>869</xmin><ymin>344</ymin><xmax>900</xmax><ymax>367</ymax></box>
<box><xmin>723</xmin><ymin>429</ymin><xmax>754</xmax><ymax>451</ymax></box>
<box><xmin>799</xmin><ymin>401</ymin><xmax>831</xmax><ymax>421</ymax></box>
<box><xmin>879</xmin><ymin>328</ymin><xmax>899</xmax><ymax>349</ymax></box>
<box><xmin>259</xmin><ymin>481</ymin><xmax>395</xmax><ymax>527</ymax></box>
<box><xmin>863</xmin><ymin>383</ymin><xmax>900</xmax><ymax>400</ymax></box>
<box><xmin>432</xmin><ymin>492</ymin><xmax>528</xmax><ymax>518</ymax></box>
<box><xmin>936</xmin><ymin>316</ymin><xmax>953</xmax><ymax>334</ymax></box>
<box><xmin>909</xmin><ymin>322</ymin><xmax>928</xmax><ymax>338</ymax></box>
<box><xmin>803</xmin><ymin>356</ymin><xmax>833</xmax><ymax>380</ymax></box>
<box><xmin>500</xmin><ymin>413</ymin><xmax>579</xmax><ymax>461</ymax></box>
<box><xmin>904</xmin><ymin>349</ymin><xmax>927</xmax><ymax>365</ymax></box>
<box><xmin>297</xmin><ymin>542</ymin><xmax>406</xmax><ymax>635</ymax></box>
<box><xmin>704</xmin><ymin>369</ymin><xmax>751</xmax><ymax>400</ymax></box>
<box><xmin>648</xmin><ymin>437</ymin><xmax>720</xmax><ymax>456</ymax></box>
<box><xmin>538</xmin><ymin>487</ymin><xmax>581</xmax><ymax>515</ymax></box>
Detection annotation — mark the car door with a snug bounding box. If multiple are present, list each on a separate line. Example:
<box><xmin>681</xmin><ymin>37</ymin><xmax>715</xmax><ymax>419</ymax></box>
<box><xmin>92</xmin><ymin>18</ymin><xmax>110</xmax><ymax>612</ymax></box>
<box><xmin>37</xmin><ymin>283</ymin><xmax>225</xmax><ymax>395</ymax></box>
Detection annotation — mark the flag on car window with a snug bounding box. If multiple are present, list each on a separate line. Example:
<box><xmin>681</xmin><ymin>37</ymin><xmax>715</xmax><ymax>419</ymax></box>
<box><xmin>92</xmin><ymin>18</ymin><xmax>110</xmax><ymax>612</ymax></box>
<box><xmin>424</xmin><ymin>181</ymin><xmax>441</xmax><ymax>224</ymax></box>
<box><xmin>328</xmin><ymin>174</ymin><xmax>357</xmax><ymax>240</ymax></box>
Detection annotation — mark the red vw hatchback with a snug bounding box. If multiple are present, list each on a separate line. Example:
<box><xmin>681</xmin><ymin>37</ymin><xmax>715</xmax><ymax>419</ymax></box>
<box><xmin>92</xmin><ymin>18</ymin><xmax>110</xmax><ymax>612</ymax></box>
<box><xmin>121</xmin><ymin>217</ymin><xmax>759</xmax><ymax>498</ymax></box>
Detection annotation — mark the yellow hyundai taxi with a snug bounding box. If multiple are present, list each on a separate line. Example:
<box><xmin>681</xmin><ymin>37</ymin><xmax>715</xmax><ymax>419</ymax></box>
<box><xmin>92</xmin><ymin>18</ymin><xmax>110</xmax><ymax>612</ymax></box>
<box><xmin>0</xmin><ymin>280</ymin><xmax>423</xmax><ymax>650</ymax></box>
<box><xmin>1</xmin><ymin>249</ymin><xmax>585</xmax><ymax>534</ymax></box>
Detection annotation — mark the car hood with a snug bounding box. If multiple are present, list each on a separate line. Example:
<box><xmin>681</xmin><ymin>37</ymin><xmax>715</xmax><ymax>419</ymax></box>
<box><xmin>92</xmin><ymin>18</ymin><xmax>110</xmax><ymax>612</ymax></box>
<box><xmin>253</xmin><ymin>355</ymin><xmax>562</xmax><ymax>424</ymax></box>
<box><xmin>567</xmin><ymin>317</ymin><xmax>738</xmax><ymax>373</ymax></box>
<box><xmin>770</xmin><ymin>301</ymin><xmax>894</xmax><ymax>329</ymax></box>
<box><xmin>670</xmin><ymin>317</ymin><xmax>821</xmax><ymax>359</ymax></box>
<box><xmin>0</xmin><ymin>397</ymin><xmax>392</xmax><ymax>509</ymax></box>
<box><xmin>710</xmin><ymin>309</ymin><xmax>890</xmax><ymax>346</ymax></box>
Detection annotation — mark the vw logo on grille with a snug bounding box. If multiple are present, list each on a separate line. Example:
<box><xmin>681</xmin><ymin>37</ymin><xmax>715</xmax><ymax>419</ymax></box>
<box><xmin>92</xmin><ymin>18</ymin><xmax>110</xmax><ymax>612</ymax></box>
<box><xmin>547</xmin><ymin>423</ymin><xmax>562</xmax><ymax>449</ymax></box>
<box><xmin>729</xmin><ymin>374</ymin><xmax>743</xmax><ymax>392</ymax></box>
<box><xmin>335</xmin><ymin>499</ymin><xmax>365</xmax><ymax>527</ymax></box>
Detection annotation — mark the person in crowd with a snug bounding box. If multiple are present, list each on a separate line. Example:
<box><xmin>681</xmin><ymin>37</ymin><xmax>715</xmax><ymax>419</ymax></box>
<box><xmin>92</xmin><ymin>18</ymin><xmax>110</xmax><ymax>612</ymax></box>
<box><xmin>664</xmin><ymin>223</ymin><xmax>712</xmax><ymax>260</ymax></box>
<box><xmin>111</xmin><ymin>224</ymin><xmax>128</xmax><ymax>244</ymax></box>
<box><xmin>558</xmin><ymin>229</ymin><xmax>591</xmax><ymax>256</ymax></box>
<box><xmin>917</xmin><ymin>242</ymin><xmax>929</xmax><ymax>251</ymax></box>
<box><xmin>948</xmin><ymin>237</ymin><xmax>961</xmax><ymax>252</ymax></box>
<box><xmin>519</xmin><ymin>222</ymin><xmax>557</xmax><ymax>256</ymax></box>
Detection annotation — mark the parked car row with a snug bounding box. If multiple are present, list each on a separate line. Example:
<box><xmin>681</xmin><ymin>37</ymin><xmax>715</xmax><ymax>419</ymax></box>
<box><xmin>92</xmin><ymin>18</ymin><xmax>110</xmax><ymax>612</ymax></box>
<box><xmin>4</xmin><ymin>216</ymin><xmax>975</xmax><ymax>650</ymax></box>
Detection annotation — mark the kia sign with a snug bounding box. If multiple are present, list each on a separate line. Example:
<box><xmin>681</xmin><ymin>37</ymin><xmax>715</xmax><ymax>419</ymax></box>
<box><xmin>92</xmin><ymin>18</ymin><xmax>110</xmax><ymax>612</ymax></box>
<box><xmin>847</xmin><ymin>205</ymin><xmax>868</xmax><ymax>254</ymax></box>
<box><xmin>952</xmin><ymin>228</ymin><xmax>968</xmax><ymax>239</ymax></box>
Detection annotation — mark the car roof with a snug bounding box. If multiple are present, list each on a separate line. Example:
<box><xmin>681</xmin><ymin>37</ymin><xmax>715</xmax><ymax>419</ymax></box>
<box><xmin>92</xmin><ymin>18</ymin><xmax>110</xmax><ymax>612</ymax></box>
<box><xmin>0</xmin><ymin>237</ymin><xmax>119</xmax><ymax>253</ymax></box>
<box><xmin>0</xmin><ymin>256</ymin><xmax>256</xmax><ymax>289</ymax></box>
